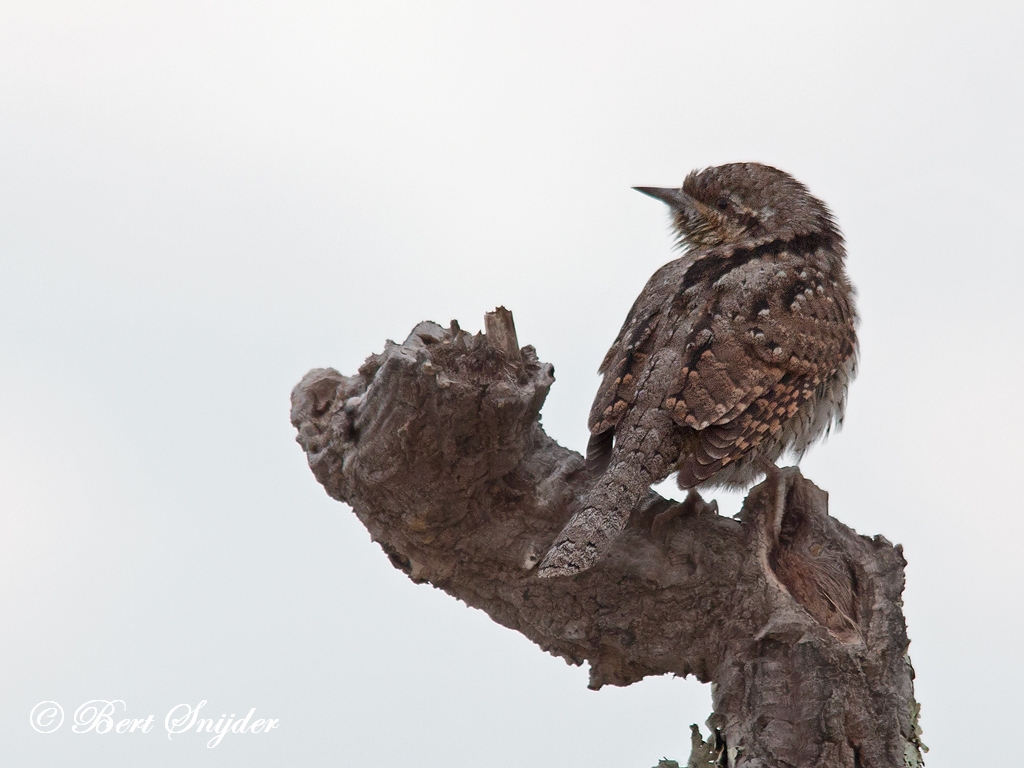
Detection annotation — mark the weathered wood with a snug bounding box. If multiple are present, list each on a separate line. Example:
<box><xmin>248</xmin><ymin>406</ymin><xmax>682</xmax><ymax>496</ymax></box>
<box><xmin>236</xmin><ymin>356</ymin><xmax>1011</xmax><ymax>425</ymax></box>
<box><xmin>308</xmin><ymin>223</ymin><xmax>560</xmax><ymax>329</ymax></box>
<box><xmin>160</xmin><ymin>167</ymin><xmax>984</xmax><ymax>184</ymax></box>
<box><xmin>483</xmin><ymin>305</ymin><xmax>522</xmax><ymax>363</ymax></box>
<box><xmin>290</xmin><ymin>311</ymin><xmax>925</xmax><ymax>767</ymax></box>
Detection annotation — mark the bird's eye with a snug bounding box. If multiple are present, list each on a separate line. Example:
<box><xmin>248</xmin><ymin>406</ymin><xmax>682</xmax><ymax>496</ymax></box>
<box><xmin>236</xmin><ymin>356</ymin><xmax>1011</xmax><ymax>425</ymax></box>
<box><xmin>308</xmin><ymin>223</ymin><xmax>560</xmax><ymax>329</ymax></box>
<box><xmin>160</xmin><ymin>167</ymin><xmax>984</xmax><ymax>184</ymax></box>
<box><xmin>715</xmin><ymin>197</ymin><xmax>730</xmax><ymax>211</ymax></box>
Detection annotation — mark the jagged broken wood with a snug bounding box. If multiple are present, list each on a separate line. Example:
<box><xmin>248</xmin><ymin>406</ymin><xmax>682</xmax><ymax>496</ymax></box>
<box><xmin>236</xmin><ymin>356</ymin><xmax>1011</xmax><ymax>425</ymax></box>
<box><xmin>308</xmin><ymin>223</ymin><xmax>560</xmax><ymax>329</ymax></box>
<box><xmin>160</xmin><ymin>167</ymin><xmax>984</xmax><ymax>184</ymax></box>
<box><xmin>290</xmin><ymin>308</ymin><xmax>926</xmax><ymax>768</ymax></box>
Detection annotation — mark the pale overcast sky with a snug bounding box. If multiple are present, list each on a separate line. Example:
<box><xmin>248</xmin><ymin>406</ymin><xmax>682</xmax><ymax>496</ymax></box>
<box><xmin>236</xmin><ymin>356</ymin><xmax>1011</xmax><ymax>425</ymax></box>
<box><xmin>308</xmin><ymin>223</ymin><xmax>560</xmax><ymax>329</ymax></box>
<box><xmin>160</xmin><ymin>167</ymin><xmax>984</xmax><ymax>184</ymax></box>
<box><xmin>2</xmin><ymin>2</ymin><xmax>1022</xmax><ymax>766</ymax></box>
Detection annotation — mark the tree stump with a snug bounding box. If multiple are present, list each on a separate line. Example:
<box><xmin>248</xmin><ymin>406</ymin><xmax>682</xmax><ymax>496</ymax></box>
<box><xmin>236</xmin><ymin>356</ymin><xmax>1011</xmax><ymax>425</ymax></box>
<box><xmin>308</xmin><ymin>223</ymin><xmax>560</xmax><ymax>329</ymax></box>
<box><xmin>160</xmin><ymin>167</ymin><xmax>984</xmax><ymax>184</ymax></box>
<box><xmin>290</xmin><ymin>309</ymin><xmax>926</xmax><ymax>767</ymax></box>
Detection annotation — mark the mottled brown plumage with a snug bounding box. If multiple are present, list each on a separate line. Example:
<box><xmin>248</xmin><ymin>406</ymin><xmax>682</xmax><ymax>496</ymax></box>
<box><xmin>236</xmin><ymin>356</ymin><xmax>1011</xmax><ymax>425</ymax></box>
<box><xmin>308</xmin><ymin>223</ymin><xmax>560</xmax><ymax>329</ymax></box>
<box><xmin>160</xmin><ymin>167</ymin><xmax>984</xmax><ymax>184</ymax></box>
<box><xmin>538</xmin><ymin>163</ymin><xmax>857</xmax><ymax>577</ymax></box>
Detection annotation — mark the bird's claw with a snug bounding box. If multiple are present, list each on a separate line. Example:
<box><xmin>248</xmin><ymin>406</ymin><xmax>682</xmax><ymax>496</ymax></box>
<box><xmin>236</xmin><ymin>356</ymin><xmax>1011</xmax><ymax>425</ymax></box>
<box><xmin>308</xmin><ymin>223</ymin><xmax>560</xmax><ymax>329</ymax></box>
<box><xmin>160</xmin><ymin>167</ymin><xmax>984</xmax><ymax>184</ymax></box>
<box><xmin>650</xmin><ymin>488</ymin><xmax>716</xmax><ymax>542</ymax></box>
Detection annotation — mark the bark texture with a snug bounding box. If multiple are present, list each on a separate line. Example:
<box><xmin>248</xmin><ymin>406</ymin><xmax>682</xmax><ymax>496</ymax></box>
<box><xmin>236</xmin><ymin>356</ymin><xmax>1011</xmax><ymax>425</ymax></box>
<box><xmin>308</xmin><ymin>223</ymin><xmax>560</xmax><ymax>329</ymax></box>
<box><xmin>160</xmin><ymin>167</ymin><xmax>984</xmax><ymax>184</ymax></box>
<box><xmin>290</xmin><ymin>309</ymin><xmax>926</xmax><ymax>768</ymax></box>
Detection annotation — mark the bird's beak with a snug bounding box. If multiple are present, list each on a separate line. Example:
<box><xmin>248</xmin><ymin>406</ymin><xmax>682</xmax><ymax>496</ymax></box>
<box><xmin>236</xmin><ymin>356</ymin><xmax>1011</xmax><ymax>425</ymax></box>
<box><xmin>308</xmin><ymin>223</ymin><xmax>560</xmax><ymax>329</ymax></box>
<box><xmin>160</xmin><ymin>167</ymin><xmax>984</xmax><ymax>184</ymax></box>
<box><xmin>632</xmin><ymin>186</ymin><xmax>694</xmax><ymax>210</ymax></box>
<box><xmin>634</xmin><ymin>186</ymin><xmax>710</xmax><ymax>240</ymax></box>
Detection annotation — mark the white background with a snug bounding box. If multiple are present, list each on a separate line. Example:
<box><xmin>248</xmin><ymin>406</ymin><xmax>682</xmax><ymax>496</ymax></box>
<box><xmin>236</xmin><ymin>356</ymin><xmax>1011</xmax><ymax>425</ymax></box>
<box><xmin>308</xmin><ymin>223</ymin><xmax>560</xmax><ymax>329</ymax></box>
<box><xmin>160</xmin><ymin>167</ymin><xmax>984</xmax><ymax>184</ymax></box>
<box><xmin>2</xmin><ymin>2</ymin><xmax>1021</xmax><ymax>765</ymax></box>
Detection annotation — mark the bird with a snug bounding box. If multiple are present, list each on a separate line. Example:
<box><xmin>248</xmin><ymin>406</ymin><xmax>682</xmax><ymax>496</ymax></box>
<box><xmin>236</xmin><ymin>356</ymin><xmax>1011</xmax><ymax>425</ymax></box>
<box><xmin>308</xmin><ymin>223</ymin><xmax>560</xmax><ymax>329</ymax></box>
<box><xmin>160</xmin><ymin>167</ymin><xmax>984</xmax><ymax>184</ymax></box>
<box><xmin>537</xmin><ymin>162</ymin><xmax>858</xmax><ymax>578</ymax></box>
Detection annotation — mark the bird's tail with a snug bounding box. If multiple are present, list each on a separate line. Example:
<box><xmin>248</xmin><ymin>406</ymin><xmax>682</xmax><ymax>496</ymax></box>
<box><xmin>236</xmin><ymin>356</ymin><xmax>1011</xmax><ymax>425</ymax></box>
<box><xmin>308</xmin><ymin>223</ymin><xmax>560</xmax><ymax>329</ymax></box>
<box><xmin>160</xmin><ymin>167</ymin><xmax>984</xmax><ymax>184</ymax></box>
<box><xmin>536</xmin><ymin>461</ymin><xmax>648</xmax><ymax>578</ymax></box>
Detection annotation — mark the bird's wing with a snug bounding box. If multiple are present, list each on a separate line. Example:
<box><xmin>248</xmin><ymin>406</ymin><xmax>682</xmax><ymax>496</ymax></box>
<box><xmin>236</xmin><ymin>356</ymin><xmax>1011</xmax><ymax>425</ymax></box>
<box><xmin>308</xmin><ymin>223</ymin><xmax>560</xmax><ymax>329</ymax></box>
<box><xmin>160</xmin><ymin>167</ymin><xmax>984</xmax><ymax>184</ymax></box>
<box><xmin>584</xmin><ymin>255</ymin><xmax>771</xmax><ymax>472</ymax></box>
<box><xmin>587</xmin><ymin>253</ymin><xmax>856</xmax><ymax>482</ymax></box>
<box><xmin>585</xmin><ymin>257</ymin><xmax>782</xmax><ymax>474</ymax></box>
<box><xmin>671</xmin><ymin>266</ymin><xmax>857</xmax><ymax>487</ymax></box>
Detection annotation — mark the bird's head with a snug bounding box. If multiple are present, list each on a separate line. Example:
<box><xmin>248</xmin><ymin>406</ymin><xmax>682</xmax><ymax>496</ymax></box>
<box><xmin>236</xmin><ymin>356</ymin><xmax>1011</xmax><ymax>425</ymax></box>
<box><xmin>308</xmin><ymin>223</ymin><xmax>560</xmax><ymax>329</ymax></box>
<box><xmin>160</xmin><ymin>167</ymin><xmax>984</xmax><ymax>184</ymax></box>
<box><xmin>636</xmin><ymin>162</ymin><xmax>839</xmax><ymax>252</ymax></box>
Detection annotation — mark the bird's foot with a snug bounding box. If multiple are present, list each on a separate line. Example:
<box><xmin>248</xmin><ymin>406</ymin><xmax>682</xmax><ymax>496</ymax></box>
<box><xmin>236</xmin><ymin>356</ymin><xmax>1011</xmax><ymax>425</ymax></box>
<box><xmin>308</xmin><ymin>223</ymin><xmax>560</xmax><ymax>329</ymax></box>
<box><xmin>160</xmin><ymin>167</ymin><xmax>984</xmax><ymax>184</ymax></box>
<box><xmin>650</xmin><ymin>488</ymin><xmax>718</xmax><ymax>542</ymax></box>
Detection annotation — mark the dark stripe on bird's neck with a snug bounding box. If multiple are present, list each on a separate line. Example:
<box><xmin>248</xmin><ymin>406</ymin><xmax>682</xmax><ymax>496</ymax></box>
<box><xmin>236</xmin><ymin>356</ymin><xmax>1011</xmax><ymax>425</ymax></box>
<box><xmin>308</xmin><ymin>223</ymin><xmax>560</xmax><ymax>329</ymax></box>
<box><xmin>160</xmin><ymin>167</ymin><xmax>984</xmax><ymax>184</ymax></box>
<box><xmin>680</xmin><ymin>231</ymin><xmax>837</xmax><ymax>293</ymax></box>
